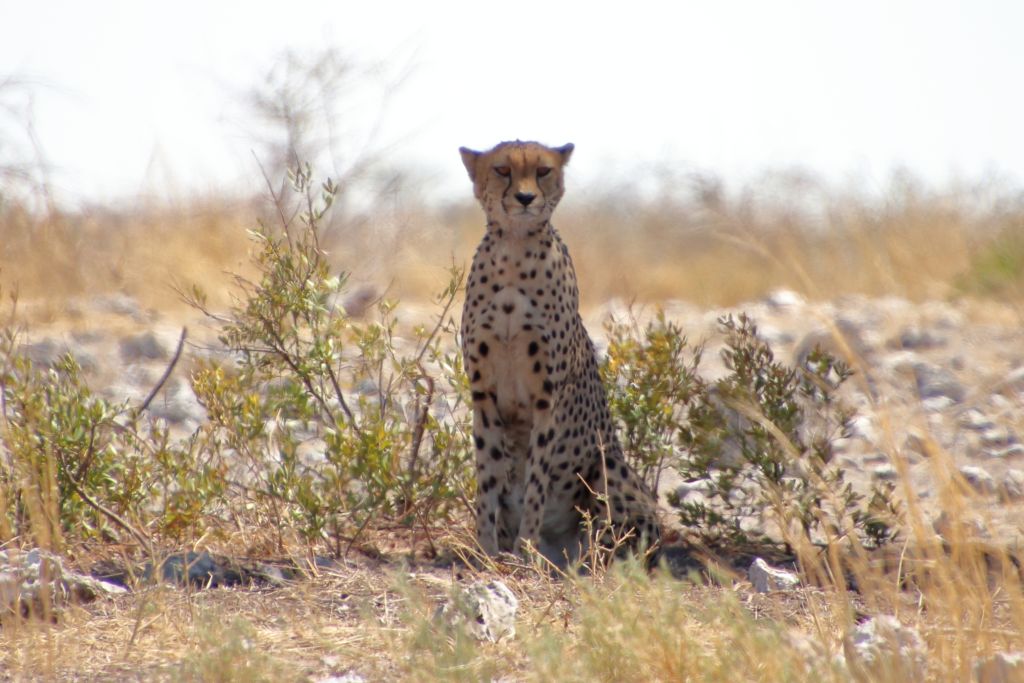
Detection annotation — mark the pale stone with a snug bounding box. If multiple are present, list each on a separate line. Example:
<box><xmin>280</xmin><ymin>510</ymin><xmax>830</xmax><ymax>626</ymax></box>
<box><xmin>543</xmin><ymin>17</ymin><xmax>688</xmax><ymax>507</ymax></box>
<box><xmin>749</xmin><ymin>557</ymin><xmax>800</xmax><ymax>593</ymax></box>
<box><xmin>843</xmin><ymin>616</ymin><xmax>926</xmax><ymax>682</ymax></box>
<box><xmin>441</xmin><ymin>580</ymin><xmax>518</xmax><ymax>642</ymax></box>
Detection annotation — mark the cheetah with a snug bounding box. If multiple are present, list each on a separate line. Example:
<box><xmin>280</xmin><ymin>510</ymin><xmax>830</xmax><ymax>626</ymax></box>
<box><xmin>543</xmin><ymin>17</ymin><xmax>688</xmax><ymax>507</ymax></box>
<box><xmin>459</xmin><ymin>140</ymin><xmax>661</xmax><ymax>564</ymax></box>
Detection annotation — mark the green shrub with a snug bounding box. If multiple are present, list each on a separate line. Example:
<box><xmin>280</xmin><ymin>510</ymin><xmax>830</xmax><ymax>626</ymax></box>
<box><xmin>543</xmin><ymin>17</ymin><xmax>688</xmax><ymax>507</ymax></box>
<box><xmin>186</xmin><ymin>165</ymin><xmax>473</xmax><ymax>553</ymax></box>
<box><xmin>1</xmin><ymin>351</ymin><xmax>121</xmax><ymax>546</ymax></box>
<box><xmin>600</xmin><ymin>311</ymin><xmax>704</xmax><ymax>493</ymax></box>
<box><xmin>603</xmin><ymin>311</ymin><xmax>902</xmax><ymax>554</ymax></box>
<box><xmin>0</xmin><ymin>305</ymin><xmax>224</xmax><ymax>548</ymax></box>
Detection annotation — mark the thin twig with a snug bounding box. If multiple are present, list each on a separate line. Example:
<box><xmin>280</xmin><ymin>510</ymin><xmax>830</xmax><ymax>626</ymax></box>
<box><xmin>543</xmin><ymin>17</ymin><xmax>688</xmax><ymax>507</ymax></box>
<box><xmin>343</xmin><ymin>512</ymin><xmax>375</xmax><ymax>559</ymax></box>
<box><xmin>253</xmin><ymin>151</ymin><xmax>291</xmax><ymax>240</ymax></box>
<box><xmin>407</xmin><ymin>366</ymin><xmax>434</xmax><ymax>477</ymax></box>
<box><xmin>262</xmin><ymin>319</ymin><xmax>337</xmax><ymax>422</ymax></box>
<box><xmin>324</xmin><ymin>362</ymin><xmax>356</xmax><ymax>426</ymax></box>
<box><xmin>413</xmin><ymin>266</ymin><xmax>463</xmax><ymax>368</ymax></box>
<box><xmin>138</xmin><ymin>327</ymin><xmax>187</xmax><ymax>414</ymax></box>
<box><xmin>59</xmin><ymin>454</ymin><xmax>153</xmax><ymax>554</ymax></box>
<box><xmin>74</xmin><ymin>422</ymin><xmax>98</xmax><ymax>483</ymax></box>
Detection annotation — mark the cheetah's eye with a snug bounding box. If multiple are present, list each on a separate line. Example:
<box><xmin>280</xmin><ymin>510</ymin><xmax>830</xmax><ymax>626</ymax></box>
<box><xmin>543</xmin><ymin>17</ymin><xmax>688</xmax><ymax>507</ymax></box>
<box><xmin>494</xmin><ymin>166</ymin><xmax>511</xmax><ymax>177</ymax></box>
<box><xmin>536</xmin><ymin>167</ymin><xmax>552</xmax><ymax>178</ymax></box>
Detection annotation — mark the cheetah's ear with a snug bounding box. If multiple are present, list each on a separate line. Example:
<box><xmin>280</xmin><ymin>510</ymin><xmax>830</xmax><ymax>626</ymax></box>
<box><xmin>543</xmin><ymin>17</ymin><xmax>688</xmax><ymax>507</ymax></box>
<box><xmin>459</xmin><ymin>147</ymin><xmax>481</xmax><ymax>182</ymax></box>
<box><xmin>554</xmin><ymin>143</ymin><xmax>574</xmax><ymax>166</ymax></box>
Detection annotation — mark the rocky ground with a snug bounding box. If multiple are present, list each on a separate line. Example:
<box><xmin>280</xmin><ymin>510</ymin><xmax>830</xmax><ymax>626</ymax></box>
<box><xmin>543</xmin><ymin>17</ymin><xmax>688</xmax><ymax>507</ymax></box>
<box><xmin>15</xmin><ymin>289</ymin><xmax>1024</xmax><ymax>546</ymax></box>
<box><xmin>598</xmin><ymin>291</ymin><xmax>1024</xmax><ymax>545</ymax></box>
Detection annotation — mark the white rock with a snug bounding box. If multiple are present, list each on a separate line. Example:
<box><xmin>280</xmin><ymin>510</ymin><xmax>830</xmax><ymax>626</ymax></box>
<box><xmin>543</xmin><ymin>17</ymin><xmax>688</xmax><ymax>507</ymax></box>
<box><xmin>760</xmin><ymin>325</ymin><xmax>797</xmax><ymax>347</ymax></box>
<box><xmin>962</xmin><ymin>409</ymin><xmax>996</xmax><ymax>432</ymax></box>
<box><xmin>442</xmin><ymin>580</ymin><xmax>518</xmax><ymax>642</ymax></box>
<box><xmin>974</xmin><ymin>651</ymin><xmax>1024</xmax><ymax>683</ymax></box>
<box><xmin>148</xmin><ymin>380</ymin><xmax>205</xmax><ymax>425</ymax></box>
<box><xmin>982</xmin><ymin>428</ymin><xmax>1017</xmax><ymax>448</ymax></box>
<box><xmin>960</xmin><ymin>466</ymin><xmax>997</xmax><ymax>494</ymax></box>
<box><xmin>316</xmin><ymin>674</ymin><xmax>367</xmax><ymax>683</ymax></box>
<box><xmin>94</xmin><ymin>293</ymin><xmax>146</xmax><ymax>319</ymax></box>
<box><xmin>119</xmin><ymin>331</ymin><xmax>169</xmax><ymax>361</ymax></box>
<box><xmin>920</xmin><ymin>300</ymin><xmax>965</xmax><ymax>329</ymax></box>
<box><xmin>748</xmin><ymin>558</ymin><xmax>800</xmax><ymax>593</ymax></box>
<box><xmin>21</xmin><ymin>338</ymin><xmax>64</xmax><ymax>367</ymax></box>
<box><xmin>0</xmin><ymin>548</ymin><xmax>126</xmax><ymax>616</ymax></box>
<box><xmin>846</xmin><ymin>415</ymin><xmax>876</xmax><ymax>441</ymax></box>
<box><xmin>988</xmin><ymin>445</ymin><xmax>1024</xmax><ymax>460</ymax></box>
<box><xmin>895</xmin><ymin>325</ymin><xmax>946</xmax><ymax>350</ymax></box>
<box><xmin>764</xmin><ymin>289</ymin><xmax>806</xmax><ymax>310</ymax></box>
<box><xmin>998</xmin><ymin>470</ymin><xmax>1024</xmax><ymax>503</ymax></box>
<box><xmin>674</xmin><ymin>478</ymin><xmax>714</xmax><ymax>501</ymax></box>
<box><xmin>922</xmin><ymin>396</ymin><xmax>957</xmax><ymax>412</ymax></box>
<box><xmin>999</xmin><ymin>367</ymin><xmax>1024</xmax><ymax>393</ymax></box>
<box><xmin>913</xmin><ymin>362</ymin><xmax>965</xmax><ymax>402</ymax></box>
<box><xmin>793</xmin><ymin>319</ymin><xmax>870</xmax><ymax>368</ymax></box>
<box><xmin>843</xmin><ymin>615</ymin><xmax>926</xmax><ymax>682</ymax></box>
<box><xmin>872</xmin><ymin>464</ymin><xmax>898</xmax><ymax>481</ymax></box>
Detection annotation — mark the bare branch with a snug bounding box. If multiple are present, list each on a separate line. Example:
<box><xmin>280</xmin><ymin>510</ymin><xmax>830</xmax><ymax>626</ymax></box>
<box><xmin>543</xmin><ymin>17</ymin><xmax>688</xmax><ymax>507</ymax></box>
<box><xmin>138</xmin><ymin>327</ymin><xmax>188</xmax><ymax>415</ymax></box>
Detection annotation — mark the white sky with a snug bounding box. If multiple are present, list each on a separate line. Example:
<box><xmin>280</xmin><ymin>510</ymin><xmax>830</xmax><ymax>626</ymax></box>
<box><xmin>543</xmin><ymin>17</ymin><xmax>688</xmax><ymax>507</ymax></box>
<box><xmin>2</xmin><ymin>0</ymin><xmax>1023</xmax><ymax>205</ymax></box>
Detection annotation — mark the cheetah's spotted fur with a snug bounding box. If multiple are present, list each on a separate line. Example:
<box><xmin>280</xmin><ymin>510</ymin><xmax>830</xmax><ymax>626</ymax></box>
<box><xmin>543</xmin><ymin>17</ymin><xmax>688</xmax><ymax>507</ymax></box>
<box><xmin>459</xmin><ymin>140</ymin><xmax>661</xmax><ymax>563</ymax></box>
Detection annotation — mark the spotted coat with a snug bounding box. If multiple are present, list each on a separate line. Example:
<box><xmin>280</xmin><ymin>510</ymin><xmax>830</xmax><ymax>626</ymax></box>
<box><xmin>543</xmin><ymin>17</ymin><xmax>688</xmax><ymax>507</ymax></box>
<box><xmin>458</xmin><ymin>140</ymin><xmax>661</xmax><ymax>562</ymax></box>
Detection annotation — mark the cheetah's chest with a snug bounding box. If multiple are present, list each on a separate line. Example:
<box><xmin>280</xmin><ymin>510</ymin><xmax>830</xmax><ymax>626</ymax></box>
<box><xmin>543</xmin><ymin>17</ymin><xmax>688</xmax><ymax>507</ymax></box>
<box><xmin>485</xmin><ymin>287</ymin><xmax>536</xmax><ymax>344</ymax></box>
<box><xmin>478</xmin><ymin>286</ymin><xmax>542</xmax><ymax>423</ymax></box>
<box><xmin>466</xmin><ymin>242</ymin><xmax>556</xmax><ymax>423</ymax></box>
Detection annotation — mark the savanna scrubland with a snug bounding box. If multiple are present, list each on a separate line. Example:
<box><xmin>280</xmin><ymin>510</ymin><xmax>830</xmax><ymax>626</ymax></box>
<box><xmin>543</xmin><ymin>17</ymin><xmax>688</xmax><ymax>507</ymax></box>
<box><xmin>2</xmin><ymin>60</ymin><xmax>1024</xmax><ymax>680</ymax></box>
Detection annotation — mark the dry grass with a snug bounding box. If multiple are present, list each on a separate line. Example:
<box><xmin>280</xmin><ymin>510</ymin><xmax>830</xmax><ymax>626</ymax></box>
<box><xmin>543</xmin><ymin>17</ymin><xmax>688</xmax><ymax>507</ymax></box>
<box><xmin>0</xmin><ymin>198</ymin><xmax>259</xmax><ymax>322</ymax></box>
<box><xmin>340</xmin><ymin>175</ymin><xmax>1024</xmax><ymax>309</ymax></box>
<box><xmin>1</xmin><ymin>441</ymin><xmax>1021</xmax><ymax>682</ymax></box>
<box><xmin>0</xmin><ymin>556</ymin><xmax>1013</xmax><ymax>682</ymax></box>
<box><xmin>3</xmin><ymin>172</ymin><xmax>1022</xmax><ymax>326</ymax></box>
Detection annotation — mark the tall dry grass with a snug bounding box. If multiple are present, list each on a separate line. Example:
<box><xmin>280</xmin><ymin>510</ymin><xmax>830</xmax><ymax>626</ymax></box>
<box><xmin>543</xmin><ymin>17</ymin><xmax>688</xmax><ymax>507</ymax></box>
<box><xmin>0</xmin><ymin>450</ymin><xmax>1020</xmax><ymax>681</ymax></box>
<box><xmin>322</xmin><ymin>169</ymin><xmax>1024</xmax><ymax>308</ymax></box>
<box><xmin>0</xmin><ymin>198</ymin><xmax>259</xmax><ymax>321</ymax></box>
<box><xmin>3</xmin><ymin>171</ymin><xmax>1023</xmax><ymax>323</ymax></box>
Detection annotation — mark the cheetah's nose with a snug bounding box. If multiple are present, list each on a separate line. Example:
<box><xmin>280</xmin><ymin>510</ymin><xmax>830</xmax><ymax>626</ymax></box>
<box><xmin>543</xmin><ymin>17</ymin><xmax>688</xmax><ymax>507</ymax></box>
<box><xmin>514</xmin><ymin>192</ymin><xmax>536</xmax><ymax>206</ymax></box>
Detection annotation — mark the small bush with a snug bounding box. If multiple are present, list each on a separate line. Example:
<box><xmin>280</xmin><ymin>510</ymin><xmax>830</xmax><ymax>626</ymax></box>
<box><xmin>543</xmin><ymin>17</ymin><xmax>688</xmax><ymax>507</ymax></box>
<box><xmin>603</xmin><ymin>311</ymin><xmax>902</xmax><ymax>554</ymax></box>
<box><xmin>0</xmin><ymin>350</ymin><xmax>125</xmax><ymax>546</ymax></box>
<box><xmin>186</xmin><ymin>165</ymin><xmax>473</xmax><ymax>553</ymax></box>
<box><xmin>600</xmin><ymin>311</ymin><xmax>704</xmax><ymax>494</ymax></box>
<box><xmin>0</xmin><ymin>300</ymin><xmax>224</xmax><ymax>548</ymax></box>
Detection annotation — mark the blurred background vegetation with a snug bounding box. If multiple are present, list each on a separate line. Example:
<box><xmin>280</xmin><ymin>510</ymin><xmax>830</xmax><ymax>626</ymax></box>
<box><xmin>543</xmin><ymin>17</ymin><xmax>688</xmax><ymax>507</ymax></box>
<box><xmin>3</xmin><ymin>46</ymin><xmax>1024</xmax><ymax>323</ymax></box>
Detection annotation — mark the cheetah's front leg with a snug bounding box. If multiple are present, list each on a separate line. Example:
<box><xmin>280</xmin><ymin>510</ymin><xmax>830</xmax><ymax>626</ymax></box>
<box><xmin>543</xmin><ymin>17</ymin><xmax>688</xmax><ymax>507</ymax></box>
<box><xmin>515</xmin><ymin>389</ymin><xmax>557</xmax><ymax>556</ymax></box>
<box><xmin>470</xmin><ymin>395</ymin><xmax>507</xmax><ymax>556</ymax></box>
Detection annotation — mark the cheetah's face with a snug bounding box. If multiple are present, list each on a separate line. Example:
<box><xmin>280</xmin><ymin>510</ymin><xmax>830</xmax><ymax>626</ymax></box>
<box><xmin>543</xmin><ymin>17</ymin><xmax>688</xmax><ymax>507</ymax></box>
<box><xmin>459</xmin><ymin>141</ymin><xmax>574</xmax><ymax>232</ymax></box>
